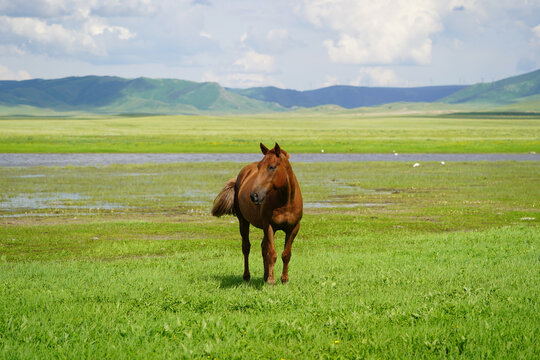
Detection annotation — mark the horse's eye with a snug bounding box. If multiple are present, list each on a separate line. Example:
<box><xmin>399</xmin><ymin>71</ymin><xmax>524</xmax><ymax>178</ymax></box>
<box><xmin>268</xmin><ymin>165</ymin><xmax>276</xmax><ymax>171</ymax></box>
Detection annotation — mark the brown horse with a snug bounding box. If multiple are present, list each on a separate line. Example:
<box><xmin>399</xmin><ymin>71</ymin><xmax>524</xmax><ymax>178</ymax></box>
<box><xmin>211</xmin><ymin>143</ymin><xmax>303</xmax><ymax>285</ymax></box>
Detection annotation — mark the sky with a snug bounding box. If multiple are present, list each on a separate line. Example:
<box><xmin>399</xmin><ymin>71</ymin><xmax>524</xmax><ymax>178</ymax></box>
<box><xmin>0</xmin><ymin>0</ymin><xmax>539</xmax><ymax>90</ymax></box>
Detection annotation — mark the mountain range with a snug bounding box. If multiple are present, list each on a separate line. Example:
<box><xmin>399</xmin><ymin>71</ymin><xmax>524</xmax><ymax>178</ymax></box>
<box><xmin>1</xmin><ymin>69</ymin><xmax>539</xmax><ymax>115</ymax></box>
<box><xmin>229</xmin><ymin>85</ymin><xmax>466</xmax><ymax>108</ymax></box>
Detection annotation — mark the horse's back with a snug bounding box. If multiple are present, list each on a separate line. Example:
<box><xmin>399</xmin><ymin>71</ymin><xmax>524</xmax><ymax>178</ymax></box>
<box><xmin>235</xmin><ymin>162</ymin><xmax>258</xmax><ymax>189</ymax></box>
<box><xmin>235</xmin><ymin>162</ymin><xmax>259</xmax><ymax>203</ymax></box>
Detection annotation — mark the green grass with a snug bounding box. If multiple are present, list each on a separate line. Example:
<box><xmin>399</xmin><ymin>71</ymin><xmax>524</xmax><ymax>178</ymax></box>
<box><xmin>1</xmin><ymin>161</ymin><xmax>539</xmax><ymax>358</ymax></box>
<box><xmin>0</xmin><ymin>111</ymin><xmax>539</xmax><ymax>153</ymax></box>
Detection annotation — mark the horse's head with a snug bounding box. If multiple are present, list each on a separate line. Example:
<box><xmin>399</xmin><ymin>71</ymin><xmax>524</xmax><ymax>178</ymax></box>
<box><xmin>250</xmin><ymin>142</ymin><xmax>290</xmax><ymax>205</ymax></box>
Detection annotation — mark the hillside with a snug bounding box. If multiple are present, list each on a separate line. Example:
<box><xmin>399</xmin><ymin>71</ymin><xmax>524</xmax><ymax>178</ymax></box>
<box><xmin>0</xmin><ymin>69</ymin><xmax>539</xmax><ymax>115</ymax></box>
<box><xmin>230</xmin><ymin>85</ymin><xmax>467</xmax><ymax>108</ymax></box>
<box><xmin>0</xmin><ymin>76</ymin><xmax>284</xmax><ymax>114</ymax></box>
<box><xmin>443</xmin><ymin>69</ymin><xmax>540</xmax><ymax>104</ymax></box>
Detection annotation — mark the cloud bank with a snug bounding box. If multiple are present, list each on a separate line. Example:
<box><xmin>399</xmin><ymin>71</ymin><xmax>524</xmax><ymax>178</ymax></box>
<box><xmin>301</xmin><ymin>0</ymin><xmax>443</xmax><ymax>65</ymax></box>
<box><xmin>0</xmin><ymin>0</ymin><xmax>539</xmax><ymax>89</ymax></box>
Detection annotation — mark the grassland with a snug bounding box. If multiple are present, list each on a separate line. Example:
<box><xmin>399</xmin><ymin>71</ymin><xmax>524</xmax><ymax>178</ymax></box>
<box><xmin>1</xmin><ymin>160</ymin><xmax>539</xmax><ymax>359</ymax></box>
<box><xmin>1</xmin><ymin>110</ymin><xmax>539</xmax><ymax>153</ymax></box>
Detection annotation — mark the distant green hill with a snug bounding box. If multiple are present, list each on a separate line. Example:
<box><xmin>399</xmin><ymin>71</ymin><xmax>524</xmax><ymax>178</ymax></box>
<box><xmin>231</xmin><ymin>69</ymin><xmax>540</xmax><ymax>110</ymax></box>
<box><xmin>0</xmin><ymin>76</ymin><xmax>284</xmax><ymax>114</ymax></box>
<box><xmin>0</xmin><ymin>69</ymin><xmax>539</xmax><ymax>115</ymax></box>
<box><xmin>443</xmin><ymin>69</ymin><xmax>540</xmax><ymax>104</ymax></box>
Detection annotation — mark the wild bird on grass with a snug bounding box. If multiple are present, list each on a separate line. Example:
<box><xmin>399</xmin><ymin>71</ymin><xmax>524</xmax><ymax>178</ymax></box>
<box><xmin>212</xmin><ymin>143</ymin><xmax>303</xmax><ymax>285</ymax></box>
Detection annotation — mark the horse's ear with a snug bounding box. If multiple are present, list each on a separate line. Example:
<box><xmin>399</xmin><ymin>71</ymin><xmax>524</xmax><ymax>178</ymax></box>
<box><xmin>274</xmin><ymin>143</ymin><xmax>281</xmax><ymax>157</ymax></box>
<box><xmin>260</xmin><ymin>143</ymin><xmax>269</xmax><ymax>155</ymax></box>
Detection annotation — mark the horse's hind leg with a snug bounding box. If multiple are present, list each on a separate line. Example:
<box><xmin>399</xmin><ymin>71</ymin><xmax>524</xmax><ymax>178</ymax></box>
<box><xmin>281</xmin><ymin>223</ymin><xmax>300</xmax><ymax>284</ymax></box>
<box><xmin>239</xmin><ymin>217</ymin><xmax>251</xmax><ymax>282</ymax></box>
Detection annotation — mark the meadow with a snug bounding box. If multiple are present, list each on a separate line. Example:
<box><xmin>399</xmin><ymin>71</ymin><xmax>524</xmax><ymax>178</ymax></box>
<box><xmin>1</xmin><ymin>159</ymin><xmax>539</xmax><ymax>359</ymax></box>
<box><xmin>0</xmin><ymin>110</ymin><xmax>539</xmax><ymax>153</ymax></box>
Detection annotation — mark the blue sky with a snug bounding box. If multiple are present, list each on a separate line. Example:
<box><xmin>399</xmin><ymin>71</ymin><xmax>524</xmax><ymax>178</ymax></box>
<box><xmin>0</xmin><ymin>0</ymin><xmax>539</xmax><ymax>89</ymax></box>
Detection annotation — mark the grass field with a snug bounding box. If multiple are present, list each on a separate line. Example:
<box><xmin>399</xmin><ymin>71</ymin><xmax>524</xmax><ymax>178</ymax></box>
<box><xmin>1</xmin><ymin>110</ymin><xmax>539</xmax><ymax>153</ymax></box>
<box><xmin>1</xmin><ymin>160</ymin><xmax>539</xmax><ymax>358</ymax></box>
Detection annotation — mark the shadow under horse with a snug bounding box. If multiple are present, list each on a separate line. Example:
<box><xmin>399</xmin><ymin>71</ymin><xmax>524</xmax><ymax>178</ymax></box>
<box><xmin>212</xmin><ymin>143</ymin><xmax>303</xmax><ymax>285</ymax></box>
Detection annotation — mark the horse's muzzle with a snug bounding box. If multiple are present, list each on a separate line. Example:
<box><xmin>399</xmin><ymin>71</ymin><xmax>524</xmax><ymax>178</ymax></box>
<box><xmin>250</xmin><ymin>192</ymin><xmax>265</xmax><ymax>205</ymax></box>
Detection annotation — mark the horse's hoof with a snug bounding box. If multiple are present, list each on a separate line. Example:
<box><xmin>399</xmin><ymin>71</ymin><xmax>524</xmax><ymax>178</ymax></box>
<box><xmin>266</xmin><ymin>278</ymin><xmax>276</xmax><ymax>286</ymax></box>
<box><xmin>243</xmin><ymin>273</ymin><xmax>251</xmax><ymax>282</ymax></box>
<box><xmin>281</xmin><ymin>276</ymin><xmax>289</xmax><ymax>284</ymax></box>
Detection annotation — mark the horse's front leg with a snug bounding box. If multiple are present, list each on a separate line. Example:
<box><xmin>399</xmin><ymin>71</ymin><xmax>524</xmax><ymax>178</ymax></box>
<box><xmin>261</xmin><ymin>223</ymin><xmax>277</xmax><ymax>285</ymax></box>
<box><xmin>239</xmin><ymin>217</ymin><xmax>251</xmax><ymax>282</ymax></box>
<box><xmin>281</xmin><ymin>222</ymin><xmax>300</xmax><ymax>284</ymax></box>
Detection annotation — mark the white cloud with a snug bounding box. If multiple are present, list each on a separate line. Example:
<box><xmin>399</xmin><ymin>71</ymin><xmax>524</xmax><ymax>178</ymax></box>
<box><xmin>85</xmin><ymin>19</ymin><xmax>135</xmax><ymax>40</ymax></box>
<box><xmin>0</xmin><ymin>64</ymin><xmax>31</xmax><ymax>80</ymax></box>
<box><xmin>240</xmin><ymin>32</ymin><xmax>248</xmax><ymax>45</ymax></box>
<box><xmin>300</xmin><ymin>0</ymin><xmax>444</xmax><ymax>65</ymax></box>
<box><xmin>321</xmin><ymin>75</ymin><xmax>339</xmax><ymax>87</ymax></box>
<box><xmin>199</xmin><ymin>31</ymin><xmax>212</xmax><ymax>39</ymax></box>
<box><xmin>234</xmin><ymin>50</ymin><xmax>275</xmax><ymax>73</ymax></box>
<box><xmin>0</xmin><ymin>14</ymin><xmax>135</xmax><ymax>57</ymax></box>
<box><xmin>0</xmin><ymin>16</ymin><xmax>101</xmax><ymax>54</ymax></box>
<box><xmin>0</xmin><ymin>0</ymin><xmax>539</xmax><ymax>89</ymax></box>
<box><xmin>202</xmin><ymin>70</ymin><xmax>282</xmax><ymax>88</ymax></box>
<box><xmin>533</xmin><ymin>24</ymin><xmax>540</xmax><ymax>39</ymax></box>
<box><xmin>350</xmin><ymin>67</ymin><xmax>400</xmax><ymax>87</ymax></box>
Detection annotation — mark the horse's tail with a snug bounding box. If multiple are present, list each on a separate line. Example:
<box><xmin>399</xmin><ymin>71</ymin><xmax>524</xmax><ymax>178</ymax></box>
<box><xmin>211</xmin><ymin>178</ymin><xmax>236</xmax><ymax>217</ymax></box>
